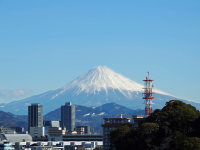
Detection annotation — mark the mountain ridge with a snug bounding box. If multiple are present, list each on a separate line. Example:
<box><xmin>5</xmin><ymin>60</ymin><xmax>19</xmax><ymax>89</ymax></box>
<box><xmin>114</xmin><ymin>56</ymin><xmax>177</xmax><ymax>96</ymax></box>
<box><xmin>0</xmin><ymin>66</ymin><xmax>199</xmax><ymax>115</ymax></box>
<box><xmin>53</xmin><ymin>66</ymin><xmax>169</xmax><ymax>97</ymax></box>
<box><xmin>44</xmin><ymin>102</ymin><xmax>144</xmax><ymax>133</ymax></box>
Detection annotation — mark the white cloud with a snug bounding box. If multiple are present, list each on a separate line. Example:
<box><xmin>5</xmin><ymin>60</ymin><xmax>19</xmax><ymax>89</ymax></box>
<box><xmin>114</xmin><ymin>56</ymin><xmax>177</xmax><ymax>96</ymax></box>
<box><xmin>0</xmin><ymin>89</ymin><xmax>33</xmax><ymax>103</ymax></box>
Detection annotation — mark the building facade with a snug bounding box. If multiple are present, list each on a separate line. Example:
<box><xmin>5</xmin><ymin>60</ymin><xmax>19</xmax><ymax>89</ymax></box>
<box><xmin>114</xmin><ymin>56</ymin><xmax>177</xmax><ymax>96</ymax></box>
<box><xmin>28</xmin><ymin>103</ymin><xmax>43</xmax><ymax>136</ymax></box>
<box><xmin>75</xmin><ymin>126</ymin><xmax>85</xmax><ymax>135</ymax></box>
<box><xmin>44</xmin><ymin>121</ymin><xmax>60</xmax><ymax>135</ymax></box>
<box><xmin>75</xmin><ymin>126</ymin><xmax>91</xmax><ymax>135</ymax></box>
<box><xmin>62</xmin><ymin>134</ymin><xmax>103</xmax><ymax>142</ymax></box>
<box><xmin>61</xmin><ymin>102</ymin><xmax>75</xmax><ymax>131</ymax></box>
<box><xmin>29</xmin><ymin>127</ymin><xmax>45</xmax><ymax>137</ymax></box>
<box><xmin>48</xmin><ymin>127</ymin><xmax>66</xmax><ymax>141</ymax></box>
<box><xmin>0</xmin><ymin>142</ymin><xmax>14</xmax><ymax>150</ymax></box>
<box><xmin>102</xmin><ymin>117</ymin><xmax>131</xmax><ymax>150</ymax></box>
<box><xmin>133</xmin><ymin>115</ymin><xmax>145</xmax><ymax>128</ymax></box>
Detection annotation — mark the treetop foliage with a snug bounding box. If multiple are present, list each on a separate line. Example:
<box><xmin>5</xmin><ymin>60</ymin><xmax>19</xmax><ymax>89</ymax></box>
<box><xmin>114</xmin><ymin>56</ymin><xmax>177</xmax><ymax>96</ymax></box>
<box><xmin>110</xmin><ymin>100</ymin><xmax>200</xmax><ymax>150</ymax></box>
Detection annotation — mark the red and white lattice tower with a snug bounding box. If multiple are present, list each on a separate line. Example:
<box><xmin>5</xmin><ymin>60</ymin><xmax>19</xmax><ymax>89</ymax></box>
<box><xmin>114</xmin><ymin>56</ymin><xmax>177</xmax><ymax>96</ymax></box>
<box><xmin>143</xmin><ymin>72</ymin><xmax>154</xmax><ymax>116</ymax></box>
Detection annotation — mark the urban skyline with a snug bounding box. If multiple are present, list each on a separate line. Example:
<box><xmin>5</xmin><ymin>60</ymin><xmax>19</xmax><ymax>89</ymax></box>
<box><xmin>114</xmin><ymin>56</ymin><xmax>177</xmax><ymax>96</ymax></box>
<box><xmin>0</xmin><ymin>1</ymin><xmax>199</xmax><ymax>149</ymax></box>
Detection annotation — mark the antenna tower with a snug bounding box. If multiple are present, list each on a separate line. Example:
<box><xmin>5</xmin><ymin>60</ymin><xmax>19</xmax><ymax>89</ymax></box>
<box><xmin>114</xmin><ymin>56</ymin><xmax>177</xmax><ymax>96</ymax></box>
<box><xmin>143</xmin><ymin>72</ymin><xmax>154</xmax><ymax>116</ymax></box>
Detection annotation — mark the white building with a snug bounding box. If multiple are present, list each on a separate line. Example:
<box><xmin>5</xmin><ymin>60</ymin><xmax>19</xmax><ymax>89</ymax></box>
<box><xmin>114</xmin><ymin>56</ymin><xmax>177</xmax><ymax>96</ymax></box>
<box><xmin>0</xmin><ymin>134</ymin><xmax>32</xmax><ymax>143</ymax></box>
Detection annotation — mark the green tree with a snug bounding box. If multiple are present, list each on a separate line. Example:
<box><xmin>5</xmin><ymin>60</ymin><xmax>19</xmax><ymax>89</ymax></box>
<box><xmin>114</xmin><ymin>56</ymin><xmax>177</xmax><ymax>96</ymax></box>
<box><xmin>110</xmin><ymin>100</ymin><xmax>200</xmax><ymax>150</ymax></box>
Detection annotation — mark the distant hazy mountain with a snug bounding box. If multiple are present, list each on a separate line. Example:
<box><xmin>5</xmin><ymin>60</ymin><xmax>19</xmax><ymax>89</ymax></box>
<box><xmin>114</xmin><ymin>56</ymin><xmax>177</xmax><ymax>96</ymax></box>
<box><xmin>0</xmin><ymin>66</ymin><xmax>199</xmax><ymax>115</ymax></box>
<box><xmin>44</xmin><ymin>102</ymin><xmax>143</xmax><ymax>121</ymax></box>
<box><xmin>0</xmin><ymin>103</ymin><xmax>143</xmax><ymax>133</ymax></box>
<box><xmin>44</xmin><ymin>102</ymin><xmax>144</xmax><ymax>133</ymax></box>
<box><xmin>0</xmin><ymin>111</ymin><xmax>27</xmax><ymax>129</ymax></box>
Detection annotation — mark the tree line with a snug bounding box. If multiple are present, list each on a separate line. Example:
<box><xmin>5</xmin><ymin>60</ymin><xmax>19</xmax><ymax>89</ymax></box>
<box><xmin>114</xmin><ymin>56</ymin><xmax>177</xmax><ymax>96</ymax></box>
<box><xmin>111</xmin><ymin>100</ymin><xmax>200</xmax><ymax>150</ymax></box>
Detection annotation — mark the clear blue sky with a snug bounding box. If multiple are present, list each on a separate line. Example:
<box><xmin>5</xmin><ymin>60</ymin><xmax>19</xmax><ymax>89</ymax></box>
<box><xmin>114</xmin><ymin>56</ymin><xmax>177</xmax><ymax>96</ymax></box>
<box><xmin>0</xmin><ymin>0</ymin><xmax>200</xmax><ymax>103</ymax></box>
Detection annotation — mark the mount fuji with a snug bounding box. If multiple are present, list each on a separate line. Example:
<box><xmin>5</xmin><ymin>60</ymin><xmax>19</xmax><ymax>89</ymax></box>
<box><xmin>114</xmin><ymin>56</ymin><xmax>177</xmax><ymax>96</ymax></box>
<box><xmin>0</xmin><ymin>66</ymin><xmax>199</xmax><ymax>115</ymax></box>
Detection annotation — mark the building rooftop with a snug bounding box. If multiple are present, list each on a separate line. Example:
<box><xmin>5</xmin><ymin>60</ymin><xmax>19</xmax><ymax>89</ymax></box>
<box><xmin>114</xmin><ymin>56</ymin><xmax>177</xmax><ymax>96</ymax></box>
<box><xmin>103</xmin><ymin>118</ymin><xmax>131</xmax><ymax>120</ymax></box>
<box><xmin>1</xmin><ymin>134</ymin><xmax>32</xmax><ymax>142</ymax></box>
<box><xmin>30</xmin><ymin>103</ymin><xmax>41</xmax><ymax>106</ymax></box>
<box><xmin>133</xmin><ymin>115</ymin><xmax>144</xmax><ymax>118</ymax></box>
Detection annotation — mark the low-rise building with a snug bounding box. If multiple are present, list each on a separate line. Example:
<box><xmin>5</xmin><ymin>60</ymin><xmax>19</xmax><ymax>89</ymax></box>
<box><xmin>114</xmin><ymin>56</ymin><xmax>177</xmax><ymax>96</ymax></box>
<box><xmin>102</xmin><ymin>117</ymin><xmax>131</xmax><ymax>150</ymax></box>
<box><xmin>44</xmin><ymin>121</ymin><xmax>60</xmax><ymax>135</ymax></box>
<box><xmin>133</xmin><ymin>115</ymin><xmax>145</xmax><ymax>128</ymax></box>
<box><xmin>11</xmin><ymin>141</ymin><xmax>103</xmax><ymax>150</ymax></box>
<box><xmin>10</xmin><ymin>127</ymin><xmax>25</xmax><ymax>134</ymax></box>
<box><xmin>0</xmin><ymin>142</ymin><xmax>14</xmax><ymax>150</ymax></box>
<box><xmin>30</xmin><ymin>127</ymin><xmax>45</xmax><ymax>137</ymax></box>
<box><xmin>62</xmin><ymin>134</ymin><xmax>103</xmax><ymax>142</ymax></box>
<box><xmin>75</xmin><ymin>126</ymin><xmax>84</xmax><ymax>135</ymax></box>
<box><xmin>75</xmin><ymin>126</ymin><xmax>91</xmax><ymax>135</ymax></box>
<box><xmin>0</xmin><ymin>127</ymin><xmax>16</xmax><ymax>134</ymax></box>
<box><xmin>48</xmin><ymin>127</ymin><xmax>66</xmax><ymax>141</ymax></box>
<box><xmin>0</xmin><ymin>134</ymin><xmax>32</xmax><ymax>143</ymax></box>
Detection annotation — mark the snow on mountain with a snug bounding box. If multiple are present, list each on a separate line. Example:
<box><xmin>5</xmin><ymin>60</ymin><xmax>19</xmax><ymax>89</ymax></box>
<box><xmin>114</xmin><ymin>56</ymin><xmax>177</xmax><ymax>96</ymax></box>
<box><xmin>98</xmin><ymin>112</ymin><xmax>105</xmax><ymax>116</ymax></box>
<box><xmin>52</xmin><ymin>66</ymin><xmax>169</xmax><ymax>99</ymax></box>
<box><xmin>0</xmin><ymin>66</ymin><xmax>199</xmax><ymax>115</ymax></box>
<box><xmin>44</xmin><ymin>103</ymin><xmax>144</xmax><ymax>133</ymax></box>
<box><xmin>83</xmin><ymin>113</ymin><xmax>90</xmax><ymax>117</ymax></box>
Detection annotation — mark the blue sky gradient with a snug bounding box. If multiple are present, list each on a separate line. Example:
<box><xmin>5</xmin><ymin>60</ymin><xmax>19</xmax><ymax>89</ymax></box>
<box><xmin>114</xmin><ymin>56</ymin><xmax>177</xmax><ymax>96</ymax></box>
<box><xmin>0</xmin><ymin>0</ymin><xmax>200</xmax><ymax>102</ymax></box>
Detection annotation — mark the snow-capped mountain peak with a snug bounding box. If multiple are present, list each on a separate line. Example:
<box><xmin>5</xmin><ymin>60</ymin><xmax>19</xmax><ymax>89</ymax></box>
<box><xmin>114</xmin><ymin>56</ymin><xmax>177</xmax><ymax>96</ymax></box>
<box><xmin>53</xmin><ymin>66</ymin><xmax>169</xmax><ymax>99</ymax></box>
<box><xmin>1</xmin><ymin>65</ymin><xmax>199</xmax><ymax>115</ymax></box>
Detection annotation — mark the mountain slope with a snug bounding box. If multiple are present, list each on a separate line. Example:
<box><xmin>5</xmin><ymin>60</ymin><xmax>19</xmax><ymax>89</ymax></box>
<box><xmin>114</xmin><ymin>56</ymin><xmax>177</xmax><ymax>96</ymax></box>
<box><xmin>52</xmin><ymin>66</ymin><xmax>168</xmax><ymax>97</ymax></box>
<box><xmin>44</xmin><ymin>103</ymin><xmax>144</xmax><ymax>133</ymax></box>
<box><xmin>0</xmin><ymin>66</ymin><xmax>199</xmax><ymax>115</ymax></box>
<box><xmin>0</xmin><ymin>111</ymin><xmax>27</xmax><ymax>129</ymax></box>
